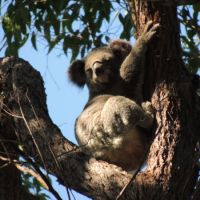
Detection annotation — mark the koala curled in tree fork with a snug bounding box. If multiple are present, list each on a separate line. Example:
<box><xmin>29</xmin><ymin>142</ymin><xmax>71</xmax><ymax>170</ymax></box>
<box><xmin>68</xmin><ymin>21</ymin><xmax>159</xmax><ymax>171</ymax></box>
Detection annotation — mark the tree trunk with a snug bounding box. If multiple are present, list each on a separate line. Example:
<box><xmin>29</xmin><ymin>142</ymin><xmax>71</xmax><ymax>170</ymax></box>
<box><xmin>0</xmin><ymin>1</ymin><xmax>199</xmax><ymax>200</ymax></box>
<box><xmin>130</xmin><ymin>1</ymin><xmax>200</xmax><ymax>199</ymax></box>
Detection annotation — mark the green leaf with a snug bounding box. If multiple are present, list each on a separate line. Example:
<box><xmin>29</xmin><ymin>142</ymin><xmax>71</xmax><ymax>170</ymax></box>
<box><xmin>19</xmin><ymin>34</ymin><xmax>29</xmax><ymax>47</ymax></box>
<box><xmin>31</xmin><ymin>32</ymin><xmax>37</xmax><ymax>50</ymax></box>
<box><xmin>0</xmin><ymin>0</ymin><xmax>134</xmax><ymax>58</ymax></box>
<box><xmin>48</xmin><ymin>35</ymin><xmax>62</xmax><ymax>53</ymax></box>
<box><xmin>118</xmin><ymin>13</ymin><xmax>124</xmax><ymax>25</ymax></box>
<box><xmin>193</xmin><ymin>4</ymin><xmax>200</xmax><ymax>12</ymax></box>
<box><xmin>2</xmin><ymin>16</ymin><xmax>13</xmax><ymax>32</ymax></box>
<box><xmin>187</xmin><ymin>29</ymin><xmax>196</xmax><ymax>39</ymax></box>
<box><xmin>52</xmin><ymin>0</ymin><xmax>65</xmax><ymax>13</ymax></box>
<box><xmin>35</xmin><ymin>19</ymin><xmax>42</xmax><ymax>32</ymax></box>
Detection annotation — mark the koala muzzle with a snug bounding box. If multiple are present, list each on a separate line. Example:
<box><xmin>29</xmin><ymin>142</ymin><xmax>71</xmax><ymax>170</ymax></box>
<box><xmin>93</xmin><ymin>62</ymin><xmax>104</xmax><ymax>76</ymax></box>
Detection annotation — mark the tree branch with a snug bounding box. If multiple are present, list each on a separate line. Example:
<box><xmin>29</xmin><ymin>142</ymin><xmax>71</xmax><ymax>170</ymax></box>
<box><xmin>0</xmin><ymin>57</ymin><xmax>134</xmax><ymax>199</ymax></box>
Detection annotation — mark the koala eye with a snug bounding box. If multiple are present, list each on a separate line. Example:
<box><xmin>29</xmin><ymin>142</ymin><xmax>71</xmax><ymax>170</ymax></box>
<box><xmin>86</xmin><ymin>68</ymin><xmax>93</xmax><ymax>78</ymax></box>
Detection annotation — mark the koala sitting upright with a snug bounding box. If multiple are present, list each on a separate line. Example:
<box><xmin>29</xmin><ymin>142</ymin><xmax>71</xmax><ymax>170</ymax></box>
<box><xmin>68</xmin><ymin>21</ymin><xmax>159</xmax><ymax>171</ymax></box>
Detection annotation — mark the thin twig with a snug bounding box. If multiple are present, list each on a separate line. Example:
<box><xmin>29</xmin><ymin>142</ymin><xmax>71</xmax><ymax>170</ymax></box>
<box><xmin>17</xmin><ymin>93</ymin><xmax>48</xmax><ymax>172</ymax></box>
<box><xmin>2</xmin><ymin>101</ymin><xmax>23</xmax><ymax>118</ymax></box>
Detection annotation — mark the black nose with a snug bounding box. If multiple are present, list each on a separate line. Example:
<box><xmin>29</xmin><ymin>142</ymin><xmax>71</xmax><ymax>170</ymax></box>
<box><xmin>95</xmin><ymin>67</ymin><xmax>104</xmax><ymax>76</ymax></box>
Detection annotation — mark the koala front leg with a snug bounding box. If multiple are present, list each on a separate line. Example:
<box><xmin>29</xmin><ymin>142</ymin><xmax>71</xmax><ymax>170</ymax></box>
<box><xmin>120</xmin><ymin>22</ymin><xmax>160</xmax><ymax>102</ymax></box>
<box><xmin>120</xmin><ymin>21</ymin><xmax>160</xmax><ymax>80</ymax></box>
<box><xmin>100</xmin><ymin>96</ymin><xmax>154</xmax><ymax>134</ymax></box>
<box><xmin>140</xmin><ymin>21</ymin><xmax>160</xmax><ymax>44</ymax></box>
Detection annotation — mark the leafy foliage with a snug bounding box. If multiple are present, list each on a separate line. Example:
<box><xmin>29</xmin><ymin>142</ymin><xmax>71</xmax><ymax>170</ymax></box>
<box><xmin>178</xmin><ymin>5</ymin><xmax>200</xmax><ymax>73</ymax></box>
<box><xmin>21</xmin><ymin>172</ymin><xmax>50</xmax><ymax>200</ymax></box>
<box><xmin>0</xmin><ymin>1</ymin><xmax>199</xmax><ymax>71</ymax></box>
<box><xmin>0</xmin><ymin>0</ymin><xmax>131</xmax><ymax>60</ymax></box>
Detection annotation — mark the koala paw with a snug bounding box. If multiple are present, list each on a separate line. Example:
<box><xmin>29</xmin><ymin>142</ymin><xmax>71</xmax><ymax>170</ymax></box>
<box><xmin>101</xmin><ymin>96</ymin><xmax>141</xmax><ymax>134</ymax></box>
<box><xmin>142</xmin><ymin>21</ymin><xmax>160</xmax><ymax>42</ymax></box>
<box><xmin>138</xmin><ymin>101</ymin><xmax>155</xmax><ymax>129</ymax></box>
<box><xmin>141</xmin><ymin>101</ymin><xmax>155</xmax><ymax>116</ymax></box>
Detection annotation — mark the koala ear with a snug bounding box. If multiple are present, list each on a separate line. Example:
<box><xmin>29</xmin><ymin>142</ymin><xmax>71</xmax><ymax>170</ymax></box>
<box><xmin>68</xmin><ymin>60</ymin><xmax>86</xmax><ymax>87</ymax></box>
<box><xmin>109</xmin><ymin>39</ymin><xmax>132</xmax><ymax>57</ymax></box>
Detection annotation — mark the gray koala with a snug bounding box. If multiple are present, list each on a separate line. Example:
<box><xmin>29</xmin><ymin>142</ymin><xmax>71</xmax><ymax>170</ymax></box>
<box><xmin>68</xmin><ymin>21</ymin><xmax>159</xmax><ymax>170</ymax></box>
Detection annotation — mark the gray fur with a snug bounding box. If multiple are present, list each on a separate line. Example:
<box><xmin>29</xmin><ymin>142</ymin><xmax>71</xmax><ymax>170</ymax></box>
<box><xmin>68</xmin><ymin>21</ymin><xmax>159</xmax><ymax>170</ymax></box>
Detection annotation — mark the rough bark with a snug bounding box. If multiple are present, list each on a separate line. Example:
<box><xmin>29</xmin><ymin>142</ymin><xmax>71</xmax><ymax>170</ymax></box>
<box><xmin>0</xmin><ymin>2</ymin><xmax>199</xmax><ymax>200</ymax></box>
<box><xmin>130</xmin><ymin>0</ymin><xmax>200</xmax><ymax>199</ymax></box>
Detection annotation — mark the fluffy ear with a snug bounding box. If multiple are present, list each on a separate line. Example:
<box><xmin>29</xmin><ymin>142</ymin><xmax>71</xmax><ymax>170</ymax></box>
<box><xmin>109</xmin><ymin>39</ymin><xmax>132</xmax><ymax>57</ymax></box>
<box><xmin>68</xmin><ymin>60</ymin><xmax>86</xmax><ymax>87</ymax></box>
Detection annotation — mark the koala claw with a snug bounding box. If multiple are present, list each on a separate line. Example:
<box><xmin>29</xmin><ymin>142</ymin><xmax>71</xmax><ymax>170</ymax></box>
<box><xmin>142</xmin><ymin>21</ymin><xmax>160</xmax><ymax>42</ymax></box>
<box><xmin>138</xmin><ymin>101</ymin><xmax>154</xmax><ymax>128</ymax></box>
<box><xmin>142</xmin><ymin>101</ymin><xmax>154</xmax><ymax>114</ymax></box>
<box><xmin>151</xmin><ymin>23</ymin><xmax>160</xmax><ymax>32</ymax></box>
<box><xmin>144</xmin><ymin>21</ymin><xmax>160</xmax><ymax>33</ymax></box>
<box><xmin>144</xmin><ymin>20</ymin><xmax>154</xmax><ymax>32</ymax></box>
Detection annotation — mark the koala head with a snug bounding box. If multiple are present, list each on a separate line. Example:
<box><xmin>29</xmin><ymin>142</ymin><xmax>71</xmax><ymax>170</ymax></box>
<box><xmin>68</xmin><ymin>40</ymin><xmax>132</xmax><ymax>95</ymax></box>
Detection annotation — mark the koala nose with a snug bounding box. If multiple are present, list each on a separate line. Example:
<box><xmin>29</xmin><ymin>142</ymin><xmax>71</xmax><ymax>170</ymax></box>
<box><xmin>95</xmin><ymin>67</ymin><xmax>104</xmax><ymax>76</ymax></box>
<box><xmin>93</xmin><ymin>62</ymin><xmax>104</xmax><ymax>76</ymax></box>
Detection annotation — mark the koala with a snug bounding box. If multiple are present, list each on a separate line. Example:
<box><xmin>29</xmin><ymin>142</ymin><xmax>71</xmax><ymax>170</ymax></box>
<box><xmin>68</xmin><ymin>21</ymin><xmax>159</xmax><ymax>171</ymax></box>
